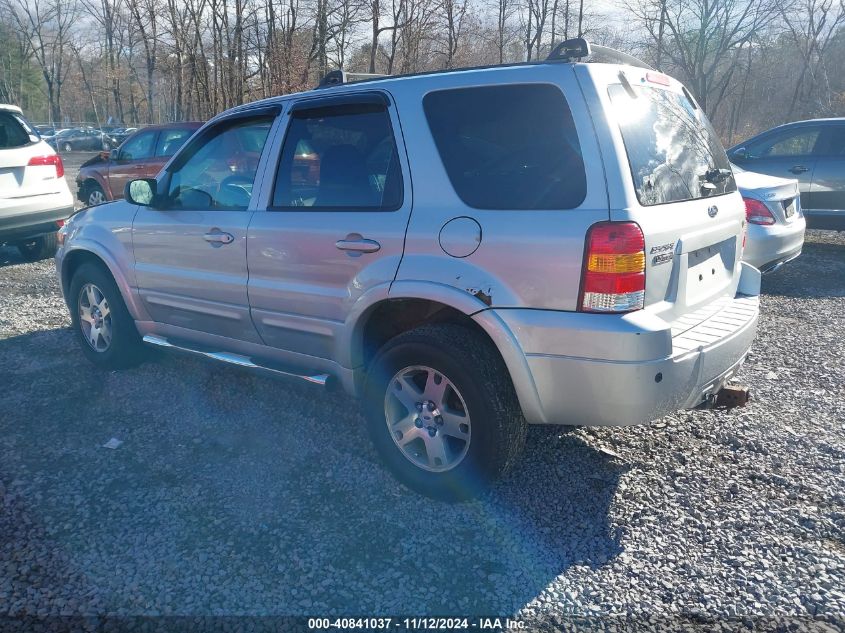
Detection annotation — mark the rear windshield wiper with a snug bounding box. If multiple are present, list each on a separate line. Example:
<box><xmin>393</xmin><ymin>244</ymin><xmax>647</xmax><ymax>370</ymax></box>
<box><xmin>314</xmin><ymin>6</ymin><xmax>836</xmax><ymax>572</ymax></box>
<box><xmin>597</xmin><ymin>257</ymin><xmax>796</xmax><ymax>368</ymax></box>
<box><xmin>700</xmin><ymin>167</ymin><xmax>732</xmax><ymax>184</ymax></box>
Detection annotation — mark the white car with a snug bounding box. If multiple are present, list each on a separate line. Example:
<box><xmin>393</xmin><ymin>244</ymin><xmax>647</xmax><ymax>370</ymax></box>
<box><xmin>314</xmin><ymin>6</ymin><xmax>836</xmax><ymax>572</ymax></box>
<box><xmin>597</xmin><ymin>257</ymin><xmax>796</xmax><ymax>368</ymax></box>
<box><xmin>734</xmin><ymin>163</ymin><xmax>806</xmax><ymax>273</ymax></box>
<box><xmin>0</xmin><ymin>104</ymin><xmax>74</xmax><ymax>261</ymax></box>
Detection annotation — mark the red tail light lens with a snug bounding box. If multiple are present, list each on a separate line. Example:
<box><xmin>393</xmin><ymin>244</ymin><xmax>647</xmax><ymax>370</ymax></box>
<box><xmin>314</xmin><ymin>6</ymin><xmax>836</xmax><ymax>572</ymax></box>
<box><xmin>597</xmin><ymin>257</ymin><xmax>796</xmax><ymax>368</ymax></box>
<box><xmin>580</xmin><ymin>222</ymin><xmax>646</xmax><ymax>313</ymax></box>
<box><xmin>744</xmin><ymin>197</ymin><xmax>775</xmax><ymax>225</ymax></box>
<box><xmin>28</xmin><ymin>154</ymin><xmax>65</xmax><ymax>178</ymax></box>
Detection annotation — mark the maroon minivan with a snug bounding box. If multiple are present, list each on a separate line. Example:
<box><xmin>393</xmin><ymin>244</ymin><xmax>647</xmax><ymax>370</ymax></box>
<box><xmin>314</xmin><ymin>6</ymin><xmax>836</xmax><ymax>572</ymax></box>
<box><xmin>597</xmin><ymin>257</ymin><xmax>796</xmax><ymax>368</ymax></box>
<box><xmin>76</xmin><ymin>122</ymin><xmax>203</xmax><ymax>207</ymax></box>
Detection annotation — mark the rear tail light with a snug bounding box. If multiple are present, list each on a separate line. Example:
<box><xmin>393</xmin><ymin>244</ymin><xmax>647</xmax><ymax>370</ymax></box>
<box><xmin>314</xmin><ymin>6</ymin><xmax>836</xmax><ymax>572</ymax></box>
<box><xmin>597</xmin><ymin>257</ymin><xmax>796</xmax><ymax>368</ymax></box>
<box><xmin>27</xmin><ymin>154</ymin><xmax>65</xmax><ymax>178</ymax></box>
<box><xmin>579</xmin><ymin>222</ymin><xmax>646</xmax><ymax>313</ymax></box>
<box><xmin>744</xmin><ymin>198</ymin><xmax>775</xmax><ymax>225</ymax></box>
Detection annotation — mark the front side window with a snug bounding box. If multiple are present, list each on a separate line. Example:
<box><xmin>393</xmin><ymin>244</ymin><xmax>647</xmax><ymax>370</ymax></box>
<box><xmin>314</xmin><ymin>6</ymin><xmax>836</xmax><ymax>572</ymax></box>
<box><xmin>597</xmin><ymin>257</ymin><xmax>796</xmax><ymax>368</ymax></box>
<box><xmin>747</xmin><ymin>128</ymin><xmax>820</xmax><ymax>158</ymax></box>
<box><xmin>423</xmin><ymin>84</ymin><xmax>587</xmax><ymax>210</ymax></box>
<box><xmin>608</xmin><ymin>83</ymin><xmax>736</xmax><ymax>206</ymax></box>
<box><xmin>155</xmin><ymin>128</ymin><xmax>195</xmax><ymax>157</ymax></box>
<box><xmin>272</xmin><ymin>101</ymin><xmax>402</xmax><ymax>210</ymax></box>
<box><xmin>120</xmin><ymin>131</ymin><xmax>157</xmax><ymax>161</ymax></box>
<box><xmin>166</xmin><ymin>116</ymin><xmax>273</xmax><ymax>211</ymax></box>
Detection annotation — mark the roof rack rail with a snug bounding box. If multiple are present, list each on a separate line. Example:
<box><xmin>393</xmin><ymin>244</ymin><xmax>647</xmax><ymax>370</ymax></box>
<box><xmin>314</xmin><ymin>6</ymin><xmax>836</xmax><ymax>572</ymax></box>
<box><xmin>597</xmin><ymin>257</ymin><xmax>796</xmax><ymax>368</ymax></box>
<box><xmin>316</xmin><ymin>70</ymin><xmax>390</xmax><ymax>89</ymax></box>
<box><xmin>547</xmin><ymin>38</ymin><xmax>654</xmax><ymax>70</ymax></box>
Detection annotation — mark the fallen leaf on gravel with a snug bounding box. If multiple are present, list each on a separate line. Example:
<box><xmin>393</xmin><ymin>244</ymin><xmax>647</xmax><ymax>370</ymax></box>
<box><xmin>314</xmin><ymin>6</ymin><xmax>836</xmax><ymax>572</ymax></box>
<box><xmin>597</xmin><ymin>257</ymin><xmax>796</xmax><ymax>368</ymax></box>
<box><xmin>102</xmin><ymin>438</ymin><xmax>123</xmax><ymax>449</ymax></box>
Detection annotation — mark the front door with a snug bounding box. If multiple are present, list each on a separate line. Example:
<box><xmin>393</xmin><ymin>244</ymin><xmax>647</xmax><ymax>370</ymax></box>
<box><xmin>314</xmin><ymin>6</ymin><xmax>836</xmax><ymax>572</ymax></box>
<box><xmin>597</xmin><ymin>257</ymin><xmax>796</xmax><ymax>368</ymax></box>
<box><xmin>132</xmin><ymin>113</ymin><xmax>277</xmax><ymax>342</ymax></box>
<box><xmin>108</xmin><ymin>129</ymin><xmax>160</xmax><ymax>198</ymax></box>
<box><xmin>247</xmin><ymin>92</ymin><xmax>412</xmax><ymax>361</ymax></box>
<box><xmin>732</xmin><ymin>126</ymin><xmax>822</xmax><ymax>205</ymax></box>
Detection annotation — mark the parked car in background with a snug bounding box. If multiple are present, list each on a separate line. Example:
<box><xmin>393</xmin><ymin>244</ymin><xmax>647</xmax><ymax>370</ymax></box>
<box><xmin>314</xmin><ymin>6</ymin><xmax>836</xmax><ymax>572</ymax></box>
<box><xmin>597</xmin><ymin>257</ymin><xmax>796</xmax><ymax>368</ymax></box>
<box><xmin>47</xmin><ymin>127</ymin><xmax>113</xmax><ymax>152</ymax></box>
<box><xmin>733</xmin><ymin>164</ymin><xmax>805</xmax><ymax>273</ymax></box>
<box><xmin>76</xmin><ymin>122</ymin><xmax>202</xmax><ymax>207</ymax></box>
<box><xmin>107</xmin><ymin>127</ymin><xmax>138</xmax><ymax>146</ymax></box>
<box><xmin>0</xmin><ymin>104</ymin><xmax>73</xmax><ymax>261</ymax></box>
<box><xmin>35</xmin><ymin>125</ymin><xmax>57</xmax><ymax>138</ymax></box>
<box><xmin>728</xmin><ymin>118</ymin><xmax>845</xmax><ymax>230</ymax></box>
<box><xmin>56</xmin><ymin>40</ymin><xmax>760</xmax><ymax>499</ymax></box>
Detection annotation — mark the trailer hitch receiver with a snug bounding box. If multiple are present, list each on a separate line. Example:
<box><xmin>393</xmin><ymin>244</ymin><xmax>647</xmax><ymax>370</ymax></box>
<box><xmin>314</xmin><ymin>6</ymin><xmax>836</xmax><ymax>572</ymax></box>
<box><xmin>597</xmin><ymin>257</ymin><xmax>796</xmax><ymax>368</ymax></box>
<box><xmin>715</xmin><ymin>384</ymin><xmax>751</xmax><ymax>409</ymax></box>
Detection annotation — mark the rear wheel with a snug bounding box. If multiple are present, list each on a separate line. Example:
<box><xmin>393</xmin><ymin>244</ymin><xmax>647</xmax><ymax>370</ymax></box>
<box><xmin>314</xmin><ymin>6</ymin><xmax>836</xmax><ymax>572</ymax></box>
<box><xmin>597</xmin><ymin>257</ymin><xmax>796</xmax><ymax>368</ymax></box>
<box><xmin>363</xmin><ymin>323</ymin><xmax>527</xmax><ymax>500</ymax></box>
<box><xmin>17</xmin><ymin>233</ymin><xmax>58</xmax><ymax>261</ymax></box>
<box><xmin>62</xmin><ymin>142</ymin><xmax>73</xmax><ymax>153</ymax></box>
<box><xmin>69</xmin><ymin>262</ymin><xmax>145</xmax><ymax>369</ymax></box>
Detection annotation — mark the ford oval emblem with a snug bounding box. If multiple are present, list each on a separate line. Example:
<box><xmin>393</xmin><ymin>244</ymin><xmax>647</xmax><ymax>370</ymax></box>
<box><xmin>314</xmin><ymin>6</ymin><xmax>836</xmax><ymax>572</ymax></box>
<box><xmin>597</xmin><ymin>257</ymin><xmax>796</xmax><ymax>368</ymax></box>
<box><xmin>708</xmin><ymin>205</ymin><xmax>719</xmax><ymax>218</ymax></box>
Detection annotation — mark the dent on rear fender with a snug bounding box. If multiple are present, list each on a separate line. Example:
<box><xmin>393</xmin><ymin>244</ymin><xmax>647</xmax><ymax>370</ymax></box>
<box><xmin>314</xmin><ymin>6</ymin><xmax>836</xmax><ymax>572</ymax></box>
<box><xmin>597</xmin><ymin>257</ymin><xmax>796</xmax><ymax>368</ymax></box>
<box><xmin>394</xmin><ymin>255</ymin><xmax>522</xmax><ymax>308</ymax></box>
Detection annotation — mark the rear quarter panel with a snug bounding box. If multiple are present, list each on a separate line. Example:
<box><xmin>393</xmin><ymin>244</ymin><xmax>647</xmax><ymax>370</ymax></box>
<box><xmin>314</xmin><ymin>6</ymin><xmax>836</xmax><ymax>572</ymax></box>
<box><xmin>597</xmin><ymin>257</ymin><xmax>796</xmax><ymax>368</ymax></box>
<box><xmin>390</xmin><ymin>65</ymin><xmax>610</xmax><ymax>311</ymax></box>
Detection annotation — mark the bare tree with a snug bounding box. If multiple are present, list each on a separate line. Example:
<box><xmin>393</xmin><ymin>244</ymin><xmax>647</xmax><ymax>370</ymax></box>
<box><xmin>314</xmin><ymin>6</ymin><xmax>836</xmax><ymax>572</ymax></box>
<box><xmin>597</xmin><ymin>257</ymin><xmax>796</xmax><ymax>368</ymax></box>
<box><xmin>3</xmin><ymin>0</ymin><xmax>78</xmax><ymax>122</ymax></box>
<box><xmin>628</xmin><ymin>0</ymin><xmax>778</xmax><ymax>118</ymax></box>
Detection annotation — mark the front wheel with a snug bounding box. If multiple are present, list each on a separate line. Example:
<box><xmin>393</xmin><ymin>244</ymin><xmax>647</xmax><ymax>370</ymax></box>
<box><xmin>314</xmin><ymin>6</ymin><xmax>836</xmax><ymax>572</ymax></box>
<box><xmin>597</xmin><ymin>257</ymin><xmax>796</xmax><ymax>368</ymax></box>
<box><xmin>363</xmin><ymin>323</ymin><xmax>527</xmax><ymax>500</ymax></box>
<box><xmin>17</xmin><ymin>233</ymin><xmax>58</xmax><ymax>261</ymax></box>
<box><xmin>69</xmin><ymin>262</ymin><xmax>145</xmax><ymax>369</ymax></box>
<box><xmin>86</xmin><ymin>183</ymin><xmax>107</xmax><ymax>206</ymax></box>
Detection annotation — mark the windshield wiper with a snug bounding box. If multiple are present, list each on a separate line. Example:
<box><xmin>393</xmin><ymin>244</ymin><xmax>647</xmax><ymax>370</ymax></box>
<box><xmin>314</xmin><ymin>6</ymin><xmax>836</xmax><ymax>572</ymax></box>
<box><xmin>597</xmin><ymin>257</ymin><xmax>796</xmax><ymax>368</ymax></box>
<box><xmin>701</xmin><ymin>167</ymin><xmax>732</xmax><ymax>184</ymax></box>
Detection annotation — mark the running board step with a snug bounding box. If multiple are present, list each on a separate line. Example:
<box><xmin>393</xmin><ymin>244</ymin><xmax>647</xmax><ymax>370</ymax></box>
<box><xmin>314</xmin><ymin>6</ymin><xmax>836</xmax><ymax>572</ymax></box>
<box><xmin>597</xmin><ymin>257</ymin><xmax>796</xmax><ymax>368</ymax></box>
<box><xmin>142</xmin><ymin>334</ymin><xmax>329</xmax><ymax>386</ymax></box>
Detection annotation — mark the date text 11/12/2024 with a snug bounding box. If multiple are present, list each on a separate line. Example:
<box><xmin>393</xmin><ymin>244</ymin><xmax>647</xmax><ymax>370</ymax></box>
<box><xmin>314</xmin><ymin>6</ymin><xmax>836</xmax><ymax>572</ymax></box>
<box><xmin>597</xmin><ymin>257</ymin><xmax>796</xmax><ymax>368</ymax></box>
<box><xmin>307</xmin><ymin>617</ymin><xmax>526</xmax><ymax>630</ymax></box>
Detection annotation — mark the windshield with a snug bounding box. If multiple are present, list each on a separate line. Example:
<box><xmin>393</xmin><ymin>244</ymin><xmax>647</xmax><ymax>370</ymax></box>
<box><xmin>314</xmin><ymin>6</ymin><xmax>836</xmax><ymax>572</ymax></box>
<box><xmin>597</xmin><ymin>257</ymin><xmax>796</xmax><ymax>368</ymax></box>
<box><xmin>608</xmin><ymin>83</ymin><xmax>736</xmax><ymax>206</ymax></box>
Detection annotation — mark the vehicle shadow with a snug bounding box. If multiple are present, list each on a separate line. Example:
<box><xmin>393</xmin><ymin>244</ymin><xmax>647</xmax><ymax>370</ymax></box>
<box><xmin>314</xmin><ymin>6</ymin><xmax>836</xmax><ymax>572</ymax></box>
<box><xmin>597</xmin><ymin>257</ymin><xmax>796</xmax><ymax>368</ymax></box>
<box><xmin>0</xmin><ymin>327</ymin><xmax>626</xmax><ymax>617</ymax></box>
<box><xmin>0</xmin><ymin>245</ymin><xmax>26</xmax><ymax>268</ymax></box>
<box><xmin>761</xmin><ymin>233</ymin><xmax>845</xmax><ymax>299</ymax></box>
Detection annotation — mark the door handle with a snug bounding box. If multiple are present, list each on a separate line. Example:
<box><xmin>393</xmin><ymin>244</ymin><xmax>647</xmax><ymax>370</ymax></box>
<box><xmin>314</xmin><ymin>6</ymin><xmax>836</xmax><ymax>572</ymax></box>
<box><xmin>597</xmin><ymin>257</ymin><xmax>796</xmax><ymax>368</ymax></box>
<box><xmin>204</xmin><ymin>230</ymin><xmax>234</xmax><ymax>245</ymax></box>
<box><xmin>335</xmin><ymin>238</ymin><xmax>381</xmax><ymax>253</ymax></box>
<box><xmin>790</xmin><ymin>165</ymin><xmax>809</xmax><ymax>174</ymax></box>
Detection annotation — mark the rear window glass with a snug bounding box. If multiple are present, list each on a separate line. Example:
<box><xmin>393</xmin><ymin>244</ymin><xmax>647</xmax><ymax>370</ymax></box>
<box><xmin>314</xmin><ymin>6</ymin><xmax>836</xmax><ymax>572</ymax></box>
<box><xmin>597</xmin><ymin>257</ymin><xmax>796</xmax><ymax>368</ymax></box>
<box><xmin>0</xmin><ymin>112</ymin><xmax>37</xmax><ymax>149</ymax></box>
<box><xmin>423</xmin><ymin>84</ymin><xmax>587</xmax><ymax>210</ymax></box>
<box><xmin>608</xmin><ymin>84</ymin><xmax>736</xmax><ymax>206</ymax></box>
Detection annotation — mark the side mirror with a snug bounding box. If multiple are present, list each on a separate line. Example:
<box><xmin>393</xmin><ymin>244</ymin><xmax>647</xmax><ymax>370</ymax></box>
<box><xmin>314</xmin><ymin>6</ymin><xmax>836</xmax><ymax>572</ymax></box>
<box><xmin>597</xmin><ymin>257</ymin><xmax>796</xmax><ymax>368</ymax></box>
<box><xmin>109</xmin><ymin>149</ymin><xmax>119</xmax><ymax>161</ymax></box>
<box><xmin>732</xmin><ymin>147</ymin><xmax>749</xmax><ymax>160</ymax></box>
<box><xmin>125</xmin><ymin>179</ymin><xmax>158</xmax><ymax>206</ymax></box>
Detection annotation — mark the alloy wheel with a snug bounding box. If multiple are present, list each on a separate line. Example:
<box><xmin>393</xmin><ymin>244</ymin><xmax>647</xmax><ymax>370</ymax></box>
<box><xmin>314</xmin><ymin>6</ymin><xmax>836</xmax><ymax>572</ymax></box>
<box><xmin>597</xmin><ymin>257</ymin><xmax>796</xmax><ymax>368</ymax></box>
<box><xmin>78</xmin><ymin>283</ymin><xmax>113</xmax><ymax>352</ymax></box>
<box><xmin>88</xmin><ymin>189</ymin><xmax>106</xmax><ymax>206</ymax></box>
<box><xmin>384</xmin><ymin>365</ymin><xmax>471</xmax><ymax>472</ymax></box>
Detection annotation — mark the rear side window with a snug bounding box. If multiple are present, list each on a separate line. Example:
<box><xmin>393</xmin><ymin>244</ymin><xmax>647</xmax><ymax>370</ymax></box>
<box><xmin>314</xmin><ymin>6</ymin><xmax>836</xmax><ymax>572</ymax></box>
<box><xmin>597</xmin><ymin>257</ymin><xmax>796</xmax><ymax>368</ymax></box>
<box><xmin>272</xmin><ymin>101</ymin><xmax>402</xmax><ymax>211</ymax></box>
<box><xmin>608</xmin><ymin>84</ymin><xmax>736</xmax><ymax>206</ymax></box>
<box><xmin>423</xmin><ymin>84</ymin><xmax>587</xmax><ymax>210</ymax></box>
<box><xmin>0</xmin><ymin>112</ymin><xmax>37</xmax><ymax>149</ymax></box>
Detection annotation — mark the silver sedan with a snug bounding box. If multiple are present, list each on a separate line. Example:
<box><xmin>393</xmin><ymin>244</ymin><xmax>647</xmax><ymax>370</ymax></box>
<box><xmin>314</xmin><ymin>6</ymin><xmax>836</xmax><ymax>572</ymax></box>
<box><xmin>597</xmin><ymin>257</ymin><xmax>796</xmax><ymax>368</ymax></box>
<box><xmin>734</xmin><ymin>164</ymin><xmax>806</xmax><ymax>273</ymax></box>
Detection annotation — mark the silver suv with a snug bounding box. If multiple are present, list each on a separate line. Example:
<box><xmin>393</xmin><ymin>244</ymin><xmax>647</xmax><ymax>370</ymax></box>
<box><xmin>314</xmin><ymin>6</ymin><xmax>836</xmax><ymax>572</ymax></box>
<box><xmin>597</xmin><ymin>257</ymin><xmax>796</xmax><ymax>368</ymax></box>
<box><xmin>56</xmin><ymin>40</ymin><xmax>760</xmax><ymax>499</ymax></box>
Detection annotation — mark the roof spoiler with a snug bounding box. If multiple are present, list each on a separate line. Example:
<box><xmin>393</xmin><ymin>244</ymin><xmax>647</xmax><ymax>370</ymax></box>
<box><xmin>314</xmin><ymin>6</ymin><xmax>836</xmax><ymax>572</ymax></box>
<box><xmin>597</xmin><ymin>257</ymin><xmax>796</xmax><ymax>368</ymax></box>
<box><xmin>547</xmin><ymin>38</ymin><xmax>654</xmax><ymax>70</ymax></box>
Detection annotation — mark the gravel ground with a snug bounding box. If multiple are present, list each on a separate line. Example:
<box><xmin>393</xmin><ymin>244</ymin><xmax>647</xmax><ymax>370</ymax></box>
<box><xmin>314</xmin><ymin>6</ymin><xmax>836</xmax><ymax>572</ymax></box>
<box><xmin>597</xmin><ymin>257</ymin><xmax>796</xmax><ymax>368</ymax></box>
<box><xmin>0</xmin><ymin>227</ymin><xmax>843</xmax><ymax>630</ymax></box>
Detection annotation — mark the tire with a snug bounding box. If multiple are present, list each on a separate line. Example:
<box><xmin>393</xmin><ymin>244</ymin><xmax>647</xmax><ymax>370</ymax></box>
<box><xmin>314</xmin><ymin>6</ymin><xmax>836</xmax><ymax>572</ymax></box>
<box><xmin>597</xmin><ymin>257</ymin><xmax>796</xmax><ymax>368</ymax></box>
<box><xmin>17</xmin><ymin>233</ymin><xmax>58</xmax><ymax>261</ymax></box>
<box><xmin>69</xmin><ymin>262</ymin><xmax>146</xmax><ymax>370</ymax></box>
<box><xmin>363</xmin><ymin>323</ymin><xmax>527</xmax><ymax>500</ymax></box>
<box><xmin>63</xmin><ymin>142</ymin><xmax>73</xmax><ymax>152</ymax></box>
<box><xmin>86</xmin><ymin>183</ymin><xmax>107</xmax><ymax>207</ymax></box>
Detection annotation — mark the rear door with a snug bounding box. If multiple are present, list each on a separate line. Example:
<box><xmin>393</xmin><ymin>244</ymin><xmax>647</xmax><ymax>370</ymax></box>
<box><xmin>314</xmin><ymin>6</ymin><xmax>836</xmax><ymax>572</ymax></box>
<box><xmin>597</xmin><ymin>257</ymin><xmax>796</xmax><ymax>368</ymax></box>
<box><xmin>108</xmin><ymin>129</ymin><xmax>159</xmax><ymax>197</ymax></box>
<box><xmin>247</xmin><ymin>92</ymin><xmax>412</xmax><ymax>360</ymax></box>
<box><xmin>132</xmin><ymin>111</ymin><xmax>277</xmax><ymax>342</ymax></box>
<box><xmin>580</xmin><ymin>64</ymin><xmax>745</xmax><ymax>324</ymax></box>
<box><xmin>807</xmin><ymin>123</ymin><xmax>845</xmax><ymax>216</ymax></box>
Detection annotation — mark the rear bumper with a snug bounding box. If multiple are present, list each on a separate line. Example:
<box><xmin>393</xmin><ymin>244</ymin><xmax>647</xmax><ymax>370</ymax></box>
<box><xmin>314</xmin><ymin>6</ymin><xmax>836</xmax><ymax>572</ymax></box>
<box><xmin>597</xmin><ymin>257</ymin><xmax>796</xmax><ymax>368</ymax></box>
<box><xmin>0</xmin><ymin>201</ymin><xmax>74</xmax><ymax>243</ymax></box>
<box><xmin>743</xmin><ymin>216</ymin><xmax>806</xmax><ymax>272</ymax></box>
<box><xmin>495</xmin><ymin>269</ymin><xmax>760</xmax><ymax>426</ymax></box>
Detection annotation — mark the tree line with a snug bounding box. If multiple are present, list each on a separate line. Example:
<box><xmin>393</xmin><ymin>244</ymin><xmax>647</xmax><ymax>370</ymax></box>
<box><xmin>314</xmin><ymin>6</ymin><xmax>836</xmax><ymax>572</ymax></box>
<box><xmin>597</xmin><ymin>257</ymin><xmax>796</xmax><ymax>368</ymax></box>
<box><xmin>1</xmin><ymin>0</ymin><xmax>843</xmax><ymax>143</ymax></box>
